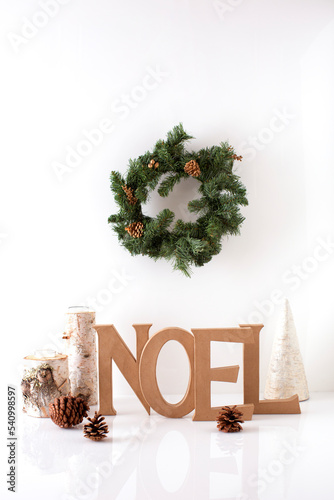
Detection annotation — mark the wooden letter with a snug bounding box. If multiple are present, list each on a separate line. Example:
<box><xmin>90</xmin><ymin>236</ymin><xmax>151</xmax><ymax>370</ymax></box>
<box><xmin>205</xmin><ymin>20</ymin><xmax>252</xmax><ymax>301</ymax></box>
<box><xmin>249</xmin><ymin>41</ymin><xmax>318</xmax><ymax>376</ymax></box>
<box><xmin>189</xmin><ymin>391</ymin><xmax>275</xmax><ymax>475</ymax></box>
<box><xmin>241</xmin><ymin>324</ymin><xmax>301</xmax><ymax>414</ymax></box>
<box><xmin>139</xmin><ymin>327</ymin><xmax>195</xmax><ymax>418</ymax></box>
<box><xmin>192</xmin><ymin>327</ymin><xmax>255</xmax><ymax>421</ymax></box>
<box><xmin>94</xmin><ymin>324</ymin><xmax>151</xmax><ymax>415</ymax></box>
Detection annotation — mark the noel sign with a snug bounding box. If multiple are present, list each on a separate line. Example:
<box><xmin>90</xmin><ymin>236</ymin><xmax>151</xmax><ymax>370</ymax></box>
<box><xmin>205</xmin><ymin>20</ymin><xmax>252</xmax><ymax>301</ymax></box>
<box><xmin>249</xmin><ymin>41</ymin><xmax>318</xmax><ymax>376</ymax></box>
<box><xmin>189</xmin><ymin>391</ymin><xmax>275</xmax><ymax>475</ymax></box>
<box><xmin>94</xmin><ymin>323</ymin><xmax>301</xmax><ymax>420</ymax></box>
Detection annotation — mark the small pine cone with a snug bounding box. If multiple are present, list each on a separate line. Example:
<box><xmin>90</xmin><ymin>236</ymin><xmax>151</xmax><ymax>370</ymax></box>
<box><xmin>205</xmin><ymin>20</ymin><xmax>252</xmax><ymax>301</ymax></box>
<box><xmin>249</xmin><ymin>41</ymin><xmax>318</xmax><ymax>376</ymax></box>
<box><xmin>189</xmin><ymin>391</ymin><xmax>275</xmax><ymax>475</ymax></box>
<box><xmin>216</xmin><ymin>405</ymin><xmax>244</xmax><ymax>433</ymax></box>
<box><xmin>148</xmin><ymin>159</ymin><xmax>159</xmax><ymax>169</ymax></box>
<box><xmin>84</xmin><ymin>411</ymin><xmax>109</xmax><ymax>441</ymax></box>
<box><xmin>49</xmin><ymin>396</ymin><xmax>90</xmax><ymax>428</ymax></box>
<box><xmin>231</xmin><ymin>153</ymin><xmax>243</xmax><ymax>161</ymax></box>
<box><xmin>184</xmin><ymin>160</ymin><xmax>200</xmax><ymax>177</ymax></box>
<box><xmin>122</xmin><ymin>185</ymin><xmax>137</xmax><ymax>205</ymax></box>
<box><xmin>125</xmin><ymin>221</ymin><xmax>144</xmax><ymax>238</ymax></box>
<box><xmin>227</xmin><ymin>146</ymin><xmax>242</xmax><ymax>161</ymax></box>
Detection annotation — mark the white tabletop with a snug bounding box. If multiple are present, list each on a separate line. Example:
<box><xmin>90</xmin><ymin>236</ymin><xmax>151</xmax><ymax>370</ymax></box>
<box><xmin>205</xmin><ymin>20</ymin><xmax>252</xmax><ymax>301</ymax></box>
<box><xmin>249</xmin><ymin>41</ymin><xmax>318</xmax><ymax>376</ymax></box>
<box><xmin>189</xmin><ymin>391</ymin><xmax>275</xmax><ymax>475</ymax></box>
<box><xmin>3</xmin><ymin>393</ymin><xmax>333</xmax><ymax>500</ymax></box>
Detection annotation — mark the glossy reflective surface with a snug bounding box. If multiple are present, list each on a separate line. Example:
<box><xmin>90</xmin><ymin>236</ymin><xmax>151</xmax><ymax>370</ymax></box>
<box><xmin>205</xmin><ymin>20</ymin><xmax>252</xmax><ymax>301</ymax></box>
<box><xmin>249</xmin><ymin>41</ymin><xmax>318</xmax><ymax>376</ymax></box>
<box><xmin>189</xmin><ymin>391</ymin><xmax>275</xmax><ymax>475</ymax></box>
<box><xmin>6</xmin><ymin>393</ymin><xmax>333</xmax><ymax>499</ymax></box>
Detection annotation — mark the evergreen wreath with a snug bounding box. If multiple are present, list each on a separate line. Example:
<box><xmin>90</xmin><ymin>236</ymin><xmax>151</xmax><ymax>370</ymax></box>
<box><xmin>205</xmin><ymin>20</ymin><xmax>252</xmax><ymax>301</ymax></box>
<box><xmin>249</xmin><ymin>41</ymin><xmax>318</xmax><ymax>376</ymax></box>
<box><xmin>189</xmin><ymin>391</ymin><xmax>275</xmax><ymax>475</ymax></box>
<box><xmin>108</xmin><ymin>124</ymin><xmax>248</xmax><ymax>277</ymax></box>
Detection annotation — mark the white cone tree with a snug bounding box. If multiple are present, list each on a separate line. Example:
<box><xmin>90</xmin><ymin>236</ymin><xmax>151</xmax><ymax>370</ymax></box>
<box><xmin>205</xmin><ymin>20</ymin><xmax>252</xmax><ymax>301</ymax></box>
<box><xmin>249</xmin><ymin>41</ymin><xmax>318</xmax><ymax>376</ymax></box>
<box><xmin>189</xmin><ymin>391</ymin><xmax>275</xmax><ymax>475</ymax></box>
<box><xmin>264</xmin><ymin>298</ymin><xmax>309</xmax><ymax>401</ymax></box>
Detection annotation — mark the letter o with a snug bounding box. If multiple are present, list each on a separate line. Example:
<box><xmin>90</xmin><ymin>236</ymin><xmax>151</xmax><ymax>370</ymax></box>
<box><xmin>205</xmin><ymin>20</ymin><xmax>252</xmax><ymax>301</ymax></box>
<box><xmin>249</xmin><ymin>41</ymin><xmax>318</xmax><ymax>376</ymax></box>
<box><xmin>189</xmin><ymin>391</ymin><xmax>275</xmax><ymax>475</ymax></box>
<box><xmin>77</xmin><ymin>139</ymin><xmax>93</xmax><ymax>156</ymax></box>
<box><xmin>32</xmin><ymin>11</ymin><xmax>49</xmax><ymax>28</ymax></box>
<box><xmin>87</xmin><ymin>472</ymin><xmax>100</xmax><ymax>488</ymax></box>
<box><xmin>268</xmin><ymin>460</ymin><xmax>284</xmax><ymax>476</ymax></box>
<box><xmin>97</xmin><ymin>289</ymin><xmax>113</xmax><ymax>305</ymax></box>
<box><xmin>139</xmin><ymin>327</ymin><xmax>195</xmax><ymax>418</ymax></box>
<box><xmin>258</xmin><ymin>127</ymin><xmax>274</xmax><ymax>144</ymax></box>
<box><xmin>131</xmin><ymin>85</ymin><xmax>147</xmax><ymax>102</ymax></box>
<box><xmin>302</xmin><ymin>256</ymin><xmax>318</xmax><ymax>273</ymax></box>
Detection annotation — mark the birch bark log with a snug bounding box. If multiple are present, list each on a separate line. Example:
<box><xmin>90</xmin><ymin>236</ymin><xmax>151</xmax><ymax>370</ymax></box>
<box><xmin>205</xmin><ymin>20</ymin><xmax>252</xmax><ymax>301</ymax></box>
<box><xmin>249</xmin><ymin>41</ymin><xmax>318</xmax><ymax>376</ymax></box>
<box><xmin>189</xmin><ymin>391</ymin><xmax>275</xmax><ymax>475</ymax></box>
<box><xmin>63</xmin><ymin>307</ymin><xmax>98</xmax><ymax>405</ymax></box>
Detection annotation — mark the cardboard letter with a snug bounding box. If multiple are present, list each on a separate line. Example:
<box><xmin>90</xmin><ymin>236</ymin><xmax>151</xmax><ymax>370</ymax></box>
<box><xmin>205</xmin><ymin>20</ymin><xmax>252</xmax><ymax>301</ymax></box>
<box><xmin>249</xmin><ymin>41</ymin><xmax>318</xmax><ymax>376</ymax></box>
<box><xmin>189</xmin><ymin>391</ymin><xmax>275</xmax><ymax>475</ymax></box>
<box><xmin>139</xmin><ymin>327</ymin><xmax>195</xmax><ymax>418</ymax></box>
<box><xmin>94</xmin><ymin>324</ymin><xmax>151</xmax><ymax>415</ymax></box>
<box><xmin>241</xmin><ymin>324</ymin><xmax>301</xmax><ymax>414</ymax></box>
<box><xmin>192</xmin><ymin>327</ymin><xmax>255</xmax><ymax>421</ymax></box>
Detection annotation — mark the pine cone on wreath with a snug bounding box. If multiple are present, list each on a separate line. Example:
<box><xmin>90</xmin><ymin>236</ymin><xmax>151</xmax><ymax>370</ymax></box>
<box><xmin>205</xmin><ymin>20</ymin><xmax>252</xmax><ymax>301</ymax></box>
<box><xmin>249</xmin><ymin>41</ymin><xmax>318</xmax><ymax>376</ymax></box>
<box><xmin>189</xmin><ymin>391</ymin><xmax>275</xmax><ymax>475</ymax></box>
<box><xmin>216</xmin><ymin>405</ymin><xmax>244</xmax><ymax>433</ymax></box>
<box><xmin>122</xmin><ymin>185</ymin><xmax>137</xmax><ymax>205</ymax></box>
<box><xmin>84</xmin><ymin>411</ymin><xmax>109</xmax><ymax>441</ymax></box>
<box><xmin>148</xmin><ymin>159</ymin><xmax>159</xmax><ymax>169</ymax></box>
<box><xmin>184</xmin><ymin>160</ymin><xmax>201</xmax><ymax>177</ymax></box>
<box><xmin>231</xmin><ymin>153</ymin><xmax>243</xmax><ymax>161</ymax></box>
<box><xmin>125</xmin><ymin>221</ymin><xmax>144</xmax><ymax>238</ymax></box>
<box><xmin>49</xmin><ymin>395</ymin><xmax>90</xmax><ymax>428</ymax></box>
<box><xmin>227</xmin><ymin>146</ymin><xmax>243</xmax><ymax>161</ymax></box>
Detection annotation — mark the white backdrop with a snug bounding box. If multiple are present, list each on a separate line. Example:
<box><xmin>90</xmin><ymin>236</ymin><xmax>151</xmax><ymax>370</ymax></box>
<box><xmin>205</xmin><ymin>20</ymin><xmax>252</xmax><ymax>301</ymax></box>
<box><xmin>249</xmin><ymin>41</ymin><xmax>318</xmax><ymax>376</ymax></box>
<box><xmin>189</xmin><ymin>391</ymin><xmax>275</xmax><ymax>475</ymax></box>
<box><xmin>1</xmin><ymin>0</ymin><xmax>334</xmax><ymax>399</ymax></box>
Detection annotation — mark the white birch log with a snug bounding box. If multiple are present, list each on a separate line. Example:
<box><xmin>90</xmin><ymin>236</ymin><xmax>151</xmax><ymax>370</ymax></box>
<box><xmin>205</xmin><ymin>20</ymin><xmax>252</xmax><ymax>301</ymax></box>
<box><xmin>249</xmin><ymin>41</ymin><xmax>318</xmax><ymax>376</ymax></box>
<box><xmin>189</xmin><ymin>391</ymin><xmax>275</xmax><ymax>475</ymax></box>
<box><xmin>63</xmin><ymin>308</ymin><xmax>98</xmax><ymax>405</ymax></box>
<box><xmin>264</xmin><ymin>298</ymin><xmax>309</xmax><ymax>401</ymax></box>
<box><xmin>21</xmin><ymin>352</ymin><xmax>69</xmax><ymax>418</ymax></box>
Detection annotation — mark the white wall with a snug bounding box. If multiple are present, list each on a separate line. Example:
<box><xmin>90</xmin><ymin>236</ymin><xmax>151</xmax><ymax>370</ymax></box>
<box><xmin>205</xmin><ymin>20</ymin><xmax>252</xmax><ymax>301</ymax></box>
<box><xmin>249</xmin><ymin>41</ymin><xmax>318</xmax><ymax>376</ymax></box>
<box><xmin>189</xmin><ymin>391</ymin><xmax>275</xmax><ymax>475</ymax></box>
<box><xmin>1</xmin><ymin>0</ymin><xmax>334</xmax><ymax>399</ymax></box>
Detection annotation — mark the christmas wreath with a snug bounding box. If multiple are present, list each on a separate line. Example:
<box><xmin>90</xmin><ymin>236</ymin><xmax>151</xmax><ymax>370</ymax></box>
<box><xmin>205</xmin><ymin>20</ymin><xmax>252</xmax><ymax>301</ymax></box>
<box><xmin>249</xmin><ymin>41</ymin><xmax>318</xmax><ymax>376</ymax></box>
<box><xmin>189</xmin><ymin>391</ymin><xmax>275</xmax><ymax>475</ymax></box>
<box><xmin>108</xmin><ymin>124</ymin><xmax>248</xmax><ymax>277</ymax></box>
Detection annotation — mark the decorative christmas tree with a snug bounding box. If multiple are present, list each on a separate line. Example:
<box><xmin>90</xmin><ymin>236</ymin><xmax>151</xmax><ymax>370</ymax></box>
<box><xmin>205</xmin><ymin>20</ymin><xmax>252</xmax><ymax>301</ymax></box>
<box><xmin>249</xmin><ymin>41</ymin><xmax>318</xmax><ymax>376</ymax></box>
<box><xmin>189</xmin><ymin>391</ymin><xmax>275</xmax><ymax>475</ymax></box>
<box><xmin>264</xmin><ymin>299</ymin><xmax>309</xmax><ymax>401</ymax></box>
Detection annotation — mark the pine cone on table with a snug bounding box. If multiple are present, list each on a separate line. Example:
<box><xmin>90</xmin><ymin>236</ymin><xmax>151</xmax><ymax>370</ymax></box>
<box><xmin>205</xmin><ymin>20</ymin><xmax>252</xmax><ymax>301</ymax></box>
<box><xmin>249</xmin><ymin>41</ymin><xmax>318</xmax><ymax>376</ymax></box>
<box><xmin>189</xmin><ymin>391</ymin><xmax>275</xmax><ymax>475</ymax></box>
<box><xmin>184</xmin><ymin>160</ymin><xmax>201</xmax><ymax>177</ymax></box>
<box><xmin>125</xmin><ymin>221</ymin><xmax>144</xmax><ymax>238</ymax></box>
<box><xmin>49</xmin><ymin>395</ymin><xmax>89</xmax><ymax>428</ymax></box>
<box><xmin>83</xmin><ymin>412</ymin><xmax>109</xmax><ymax>441</ymax></box>
<box><xmin>216</xmin><ymin>405</ymin><xmax>244</xmax><ymax>433</ymax></box>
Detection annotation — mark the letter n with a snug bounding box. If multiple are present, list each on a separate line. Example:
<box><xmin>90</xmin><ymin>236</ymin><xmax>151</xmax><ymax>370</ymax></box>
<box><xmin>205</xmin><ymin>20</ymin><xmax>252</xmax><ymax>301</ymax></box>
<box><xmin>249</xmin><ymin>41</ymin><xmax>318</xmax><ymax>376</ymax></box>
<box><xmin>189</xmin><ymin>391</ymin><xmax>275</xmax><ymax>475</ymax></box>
<box><xmin>94</xmin><ymin>324</ymin><xmax>151</xmax><ymax>415</ymax></box>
